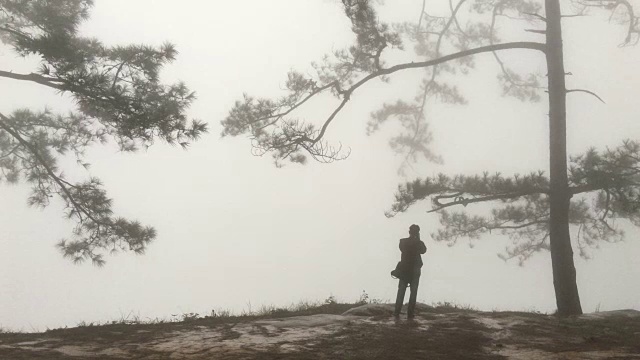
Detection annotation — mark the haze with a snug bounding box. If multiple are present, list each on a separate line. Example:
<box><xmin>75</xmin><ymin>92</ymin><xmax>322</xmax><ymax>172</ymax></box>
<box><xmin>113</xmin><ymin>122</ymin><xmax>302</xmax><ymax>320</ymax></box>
<box><xmin>1</xmin><ymin>0</ymin><xmax>639</xmax><ymax>331</ymax></box>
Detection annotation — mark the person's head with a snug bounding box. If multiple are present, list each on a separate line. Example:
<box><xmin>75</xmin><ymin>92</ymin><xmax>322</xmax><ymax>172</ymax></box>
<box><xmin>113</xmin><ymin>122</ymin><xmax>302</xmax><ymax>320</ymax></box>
<box><xmin>409</xmin><ymin>224</ymin><xmax>420</xmax><ymax>238</ymax></box>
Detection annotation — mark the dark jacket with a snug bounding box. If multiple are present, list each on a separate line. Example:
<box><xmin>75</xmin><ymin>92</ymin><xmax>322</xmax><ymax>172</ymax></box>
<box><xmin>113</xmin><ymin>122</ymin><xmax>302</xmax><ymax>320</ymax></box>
<box><xmin>399</xmin><ymin>237</ymin><xmax>427</xmax><ymax>268</ymax></box>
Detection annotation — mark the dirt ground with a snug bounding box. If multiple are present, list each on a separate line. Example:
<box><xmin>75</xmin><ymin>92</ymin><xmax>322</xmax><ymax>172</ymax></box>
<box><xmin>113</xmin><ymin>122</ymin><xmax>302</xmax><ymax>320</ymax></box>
<box><xmin>1</xmin><ymin>304</ymin><xmax>639</xmax><ymax>359</ymax></box>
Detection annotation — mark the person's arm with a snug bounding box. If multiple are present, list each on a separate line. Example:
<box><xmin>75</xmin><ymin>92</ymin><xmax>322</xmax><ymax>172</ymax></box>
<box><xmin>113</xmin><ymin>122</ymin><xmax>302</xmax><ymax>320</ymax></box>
<box><xmin>418</xmin><ymin>240</ymin><xmax>427</xmax><ymax>254</ymax></box>
<box><xmin>399</xmin><ymin>239</ymin><xmax>405</xmax><ymax>253</ymax></box>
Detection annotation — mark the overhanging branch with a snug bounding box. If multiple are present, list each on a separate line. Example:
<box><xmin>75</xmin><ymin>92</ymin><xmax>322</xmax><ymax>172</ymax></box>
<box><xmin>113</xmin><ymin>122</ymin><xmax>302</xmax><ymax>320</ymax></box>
<box><xmin>352</xmin><ymin>42</ymin><xmax>546</xmax><ymax>92</ymax></box>
<box><xmin>429</xmin><ymin>188</ymin><xmax>547</xmax><ymax>213</ymax></box>
<box><xmin>0</xmin><ymin>70</ymin><xmax>64</xmax><ymax>90</ymax></box>
<box><xmin>0</xmin><ymin>112</ymin><xmax>95</xmax><ymax>224</ymax></box>
<box><xmin>313</xmin><ymin>42</ymin><xmax>546</xmax><ymax>144</ymax></box>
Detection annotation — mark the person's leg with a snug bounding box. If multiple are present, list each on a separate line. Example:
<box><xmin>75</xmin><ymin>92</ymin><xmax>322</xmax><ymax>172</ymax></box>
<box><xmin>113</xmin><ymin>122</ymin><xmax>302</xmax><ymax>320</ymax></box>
<box><xmin>394</xmin><ymin>279</ymin><xmax>408</xmax><ymax>316</ymax></box>
<box><xmin>407</xmin><ymin>270</ymin><xmax>421</xmax><ymax>319</ymax></box>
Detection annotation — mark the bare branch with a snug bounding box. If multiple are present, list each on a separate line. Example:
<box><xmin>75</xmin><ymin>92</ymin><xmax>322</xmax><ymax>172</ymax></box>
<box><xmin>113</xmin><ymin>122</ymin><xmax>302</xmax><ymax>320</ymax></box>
<box><xmin>449</xmin><ymin>0</ymin><xmax>468</xmax><ymax>35</ymax></box>
<box><xmin>566</xmin><ymin>88</ymin><xmax>606</xmax><ymax>103</ymax></box>
<box><xmin>523</xmin><ymin>12</ymin><xmax>547</xmax><ymax>22</ymax></box>
<box><xmin>417</xmin><ymin>0</ymin><xmax>427</xmax><ymax>30</ymax></box>
<box><xmin>579</xmin><ymin>0</ymin><xmax>640</xmax><ymax>45</ymax></box>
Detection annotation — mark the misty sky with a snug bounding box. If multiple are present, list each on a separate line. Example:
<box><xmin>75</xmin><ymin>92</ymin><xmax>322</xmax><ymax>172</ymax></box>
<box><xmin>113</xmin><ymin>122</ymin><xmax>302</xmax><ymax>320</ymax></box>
<box><xmin>1</xmin><ymin>0</ymin><xmax>639</xmax><ymax>331</ymax></box>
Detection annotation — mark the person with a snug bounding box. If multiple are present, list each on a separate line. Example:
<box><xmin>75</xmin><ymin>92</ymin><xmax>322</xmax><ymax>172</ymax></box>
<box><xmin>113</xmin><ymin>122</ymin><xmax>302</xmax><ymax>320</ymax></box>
<box><xmin>393</xmin><ymin>224</ymin><xmax>427</xmax><ymax>319</ymax></box>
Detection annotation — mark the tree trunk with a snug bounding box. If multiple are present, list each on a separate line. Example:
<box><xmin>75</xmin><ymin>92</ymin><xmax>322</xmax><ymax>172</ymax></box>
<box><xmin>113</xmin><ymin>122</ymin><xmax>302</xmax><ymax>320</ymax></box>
<box><xmin>545</xmin><ymin>0</ymin><xmax>583</xmax><ymax>316</ymax></box>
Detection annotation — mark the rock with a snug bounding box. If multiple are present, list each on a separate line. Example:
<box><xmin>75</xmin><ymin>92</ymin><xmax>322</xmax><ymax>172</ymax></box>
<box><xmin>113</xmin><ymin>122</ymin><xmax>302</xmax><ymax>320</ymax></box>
<box><xmin>342</xmin><ymin>303</ymin><xmax>433</xmax><ymax>317</ymax></box>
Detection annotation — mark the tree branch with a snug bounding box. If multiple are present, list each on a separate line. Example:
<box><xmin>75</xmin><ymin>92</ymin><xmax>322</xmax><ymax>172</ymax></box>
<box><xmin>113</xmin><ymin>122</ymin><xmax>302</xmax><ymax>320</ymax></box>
<box><xmin>523</xmin><ymin>12</ymin><xmax>547</xmax><ymax>22</ymax></box>
<box><xmin>241</xmin><ymin>81</ymin><xmax>338</xmax><ymax>129</ymax></box>
<box><xmin>0</xmin><ymin>25</ymin><xmax>30</xmax><ymax>40</ymax></box>
<box><xmin>449</xmin><ymin>0</ymin><xmax>468</xmax><ymax>35</ymax></box>
<box><xmin>566</xmin><ymin>88</ymin><xmax>606</xmax><ymax>104</ymax></box>
<box><xmin>417</xmin><ymin>0</ymin><xmax>427</xmax><ymax>30</ymax></box>
<box><xmin>0</xmin><ymin>70</ymin><xmax>64</xmax><ymax>90</ymax></box>
<box><xmin>488</xmin><ymin>4</ymin><xmax>546</xmax><ymax>99</ymax></box>
<box><xmin>429</xmin><ymin>189</ymin><xmax>547</xmax><ymax>213</ymax></box>
<box><xmin>580</xmin><ymin>0</ymin><xmax>639</xmax><ymax>45</ymax></box>
<box><xmin>495</xmin><ymin>220</ymin><xmax>548</xmax><ymax>230</ymax></box>
<box><xmin>397</xmin><ymin>0</ymin><xmax>467</xmax><ymax>170</ymax></box>
<box><xmin>348</xmin><ymin>42</ymin><xmax>546</xmax><ymax>99</ymax></box>
<box><xmin>313</xmin><ymin>42</ymin><xmax>546</xmax><ymax>144</ymax></box>
<box><xmin>0</xmin><ymin>112</ymin><xmax>95</xmax><ymax>224</ymax></box>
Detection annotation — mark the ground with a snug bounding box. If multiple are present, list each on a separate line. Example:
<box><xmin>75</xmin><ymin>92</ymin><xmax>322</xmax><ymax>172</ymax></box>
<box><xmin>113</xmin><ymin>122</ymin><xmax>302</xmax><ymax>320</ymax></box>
<box><xmin>1</xmin><ymin>304</ymin><xmax>639</xmax><ymax>359</ymax></box>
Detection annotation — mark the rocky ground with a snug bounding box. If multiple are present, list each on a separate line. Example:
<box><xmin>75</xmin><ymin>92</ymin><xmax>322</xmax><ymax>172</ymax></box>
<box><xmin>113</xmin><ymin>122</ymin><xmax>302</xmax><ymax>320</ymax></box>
<box><xmin>1</xmin><ymin>304</ymin><xmax>639</xmax><ymax>359</ymax></box>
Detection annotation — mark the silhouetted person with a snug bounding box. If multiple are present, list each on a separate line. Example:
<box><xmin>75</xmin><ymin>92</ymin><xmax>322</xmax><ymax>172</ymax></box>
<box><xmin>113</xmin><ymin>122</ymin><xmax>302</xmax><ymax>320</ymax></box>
<box><xmin>394</xmin><ymin>224</ymin><xmax>427</xmax><ymax>319</ymax></box>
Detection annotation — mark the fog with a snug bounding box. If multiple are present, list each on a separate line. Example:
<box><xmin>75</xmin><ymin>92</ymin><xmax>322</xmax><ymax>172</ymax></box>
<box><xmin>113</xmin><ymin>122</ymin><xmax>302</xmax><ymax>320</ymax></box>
<box><xmin>1</xmin><ymin>0</ymin><xmax>639</xmax><ymax>331</ymax></box>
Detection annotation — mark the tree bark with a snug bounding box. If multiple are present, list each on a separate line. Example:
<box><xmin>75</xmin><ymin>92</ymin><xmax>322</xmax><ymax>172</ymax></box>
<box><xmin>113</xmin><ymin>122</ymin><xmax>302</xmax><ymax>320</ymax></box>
<box><xmin>545</xmin><ymin>0</ymin><xmax>583</xmax><ymax>316</ymax></box>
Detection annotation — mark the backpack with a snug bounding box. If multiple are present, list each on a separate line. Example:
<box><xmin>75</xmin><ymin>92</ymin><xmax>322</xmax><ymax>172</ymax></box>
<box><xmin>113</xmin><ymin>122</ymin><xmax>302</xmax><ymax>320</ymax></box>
<box><xmin>390</xmin><ymin>261</ymin><xmax>412</xmax><ymax>282</ymax></box>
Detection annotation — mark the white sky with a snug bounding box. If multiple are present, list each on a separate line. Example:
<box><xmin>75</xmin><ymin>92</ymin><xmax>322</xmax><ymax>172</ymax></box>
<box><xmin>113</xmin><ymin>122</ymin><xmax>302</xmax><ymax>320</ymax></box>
<box><xmin>1</xmin><ymin>0</ymin><xmax>639</xmax><ymax>331</ymax></box>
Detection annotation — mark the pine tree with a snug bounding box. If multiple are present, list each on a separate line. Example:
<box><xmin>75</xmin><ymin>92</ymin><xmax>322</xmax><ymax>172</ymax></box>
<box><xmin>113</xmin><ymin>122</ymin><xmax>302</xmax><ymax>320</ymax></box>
<box><xmin>0</xmin><ymin>1</ymin><xmax>207</xmax><ymax>265</ymax></box>
<box><xmin>222</xmin><ymin>0</ymin><xmax>640</xmax><ymax>316</ymax></box>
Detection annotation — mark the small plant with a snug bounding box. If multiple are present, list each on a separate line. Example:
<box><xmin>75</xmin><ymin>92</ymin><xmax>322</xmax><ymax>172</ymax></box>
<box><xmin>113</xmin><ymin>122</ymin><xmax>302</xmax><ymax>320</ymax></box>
<box><xmin>358</xmin><ymin>290</ymin><xmax>370</xmax><ymax>305</ymax></box>
<box><xmin>180</xmin><ymin>312</ymin><xmax>200</xmax><ymax>322</ymax></box>
<box><xmin>0</xmin><ymin>327</ymin><xmax>22</xmax><ymax>334</ymax></box>
<box><xmin>292</xmin><ymin>300</ymin><xmax>322</xmax><ymax>312</ymax></box>
<box><xmin>240</xmin><ymin>301</ymin><xmax>254</xmax><ymax>317</ymax></box>
<box><xmin>432</xmin><ymin>301</ymin><xmax>477</xmax><ymax>311</ymax></box>
<box><xmin>146</xmin><ymin>317</ymin><xmax>167</xmax><ymax>324</ymax></box>
<box><xmin>324</xmin><ymin>295</ymin><xmax>337</xmax><ymax>305</ymax></box>
<box><xmin>523</xmin><ymin>308</ymin><xmax>544</xmax><ymax>315</ymax></box>
<box><xmin>270</xmin><ymin>307</ymin><xmax>291</xmax><ymax>316</ymax></box>
<box><xmin>215</xmin><ymin>309</ymin><xmax>232</xmax><ymax>318</ymax></box>
<box><xmin>256</xmin><ymin>305</ymin><xmax>275</xmax><ymax>316</ymax></box>
<box><xmin>114</xmin><ymin>311</ymin><xmax>143</xmax><ymax>325</ymax></box>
